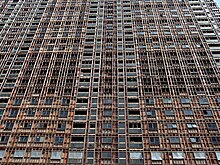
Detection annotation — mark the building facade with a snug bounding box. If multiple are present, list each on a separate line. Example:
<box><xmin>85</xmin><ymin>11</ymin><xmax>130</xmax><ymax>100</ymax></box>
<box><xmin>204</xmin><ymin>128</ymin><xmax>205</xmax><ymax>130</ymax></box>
<box><xmin>0</xmin><ymin>0</ymin><xmax>220</xmax><ymax>164</ymax></box>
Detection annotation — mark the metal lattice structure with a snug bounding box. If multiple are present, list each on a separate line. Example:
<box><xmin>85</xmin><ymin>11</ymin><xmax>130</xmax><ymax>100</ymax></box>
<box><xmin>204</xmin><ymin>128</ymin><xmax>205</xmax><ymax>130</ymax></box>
<box><xmin>0</xmin><ymin>0</ymin><xmax>220</xmax><ymax>164</ymax></box>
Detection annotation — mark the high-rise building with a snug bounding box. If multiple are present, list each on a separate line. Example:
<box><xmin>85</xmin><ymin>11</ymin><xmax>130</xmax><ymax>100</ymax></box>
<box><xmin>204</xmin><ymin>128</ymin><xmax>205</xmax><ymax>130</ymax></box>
<box><xmin>0</xmin><ymin>0</ymin><xmax>220</xmax><ymax>164</ymax></box>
